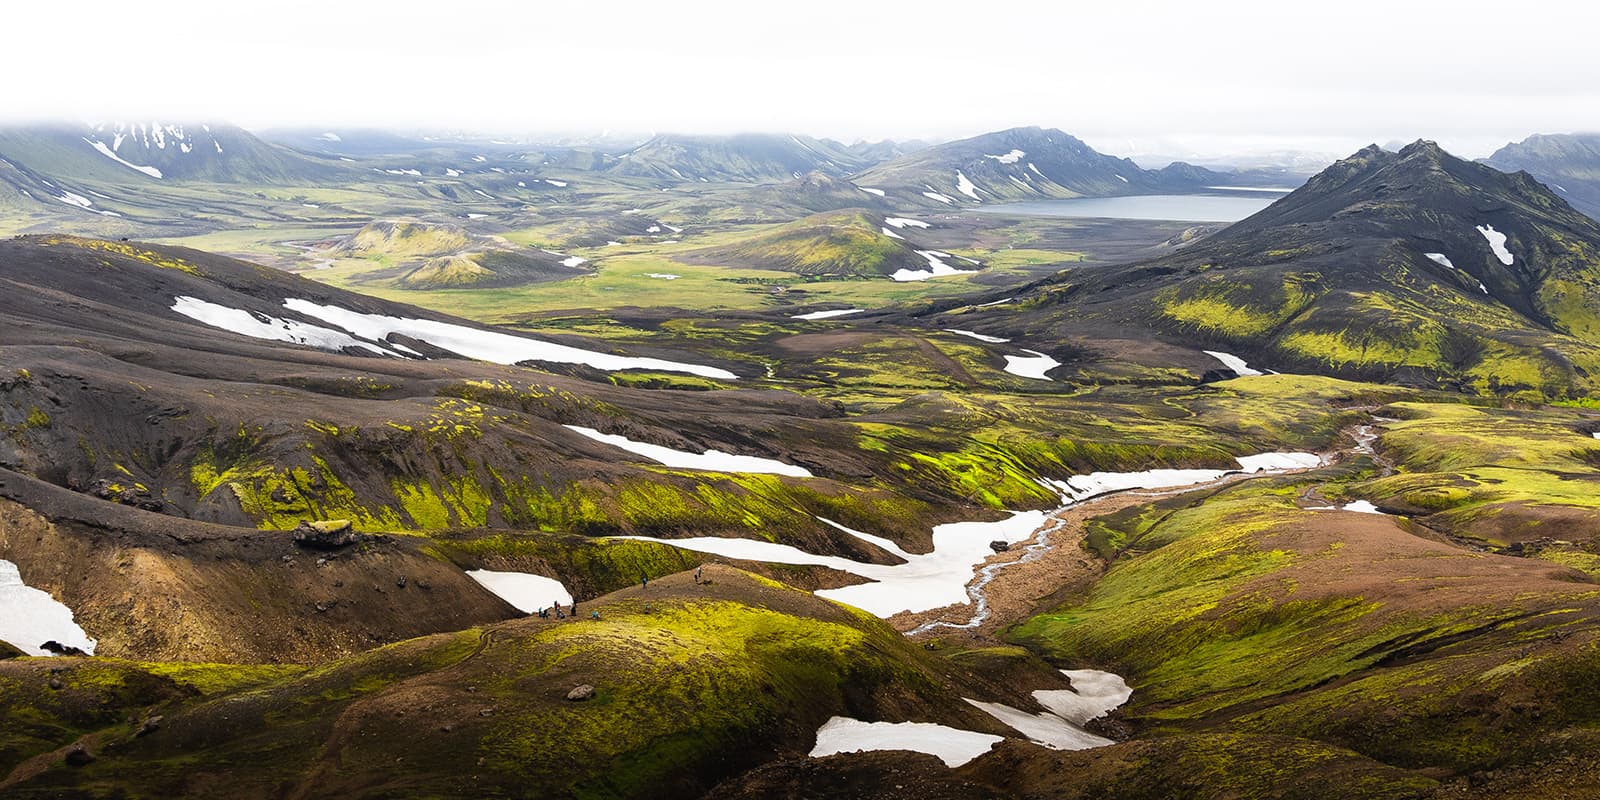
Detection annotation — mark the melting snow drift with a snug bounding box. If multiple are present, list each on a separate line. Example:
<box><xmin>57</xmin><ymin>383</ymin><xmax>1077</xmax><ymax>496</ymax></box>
<box><xmin>964</xmin><ymin>698</ymin><xmax>1112</xmax><ymax>750</ymax></box>
<box><xmin>282</xmin><ymin>300</ymin><xmax>736</xmax><ymax>379</ymax></box>
<box><xmin>1476</xmin><ymin>224</ymin><xmax>1515</xmax><ymax>265</ymax></box>
<box><xmin>466</xmin><ymin>569</ymin><xmax>573</xmax><ymax>613</ymax></box>
<box><xmin>793</xmin><ymin>308</ymin><xmax>866</xmax><ymax>321</ymax></box>
<box><xmin>564</xmin><ymin>425</ymin><xmax>812</xmax><ymax>477</ymax></box>
<box><xmin>1003</xmin><ymin>350</ymin><xmax>1061</xmax><ymax>380</ymax></box>
<box><xmin>946</xmin><ymin>329</ymin><xmax>1011</xmax><ymax>343</ymax></box>
<box><xmin>1</xmin><ymin>560</ymin><xmax>97</xmax><ymax>656</ymax></box>
<box><xmin>1204</xmin><ymin>350</ymin><xmax>1263</xmax><ymax>376</ymax></box>
<box><xmin>172</xmin><ymin>297</ymin><xmax>391</xmax><ymax>355</ymax></box>
<box><xmin>1034</xmin><ymin>670</ymin><xmax>1133</xmax><ymax>726</ymax></box>
<box><xmin>809</xmin><ymin>718</ymin><xmax>1001</xmax><ymax>767</ymax></box>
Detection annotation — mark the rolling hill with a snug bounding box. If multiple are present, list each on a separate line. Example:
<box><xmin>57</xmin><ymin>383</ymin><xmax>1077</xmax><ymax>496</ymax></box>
<box><xmin>680</xmin><ymin>209</ymin><xmax>972</xmax><ymax>279</ymax></box>
<box><xmin>326</xmin><ymin>220</ymin><xmax>594</xmax><ymax>289</ymax></box>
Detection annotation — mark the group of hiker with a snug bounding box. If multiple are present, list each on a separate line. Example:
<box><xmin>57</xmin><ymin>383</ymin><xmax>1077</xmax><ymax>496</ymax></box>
<box><xmin>535</xmin><ymin>564</ymin><xmax>708</xmax><ymax>622</ymax></box>
<box><xmin>536</xmin><ymin>601</ymin><xmax>580</xmax><ymax>620</ymax></box>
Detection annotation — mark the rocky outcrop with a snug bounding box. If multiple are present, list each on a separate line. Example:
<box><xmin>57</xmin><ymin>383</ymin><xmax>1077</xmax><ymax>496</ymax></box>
<box><xmin>291</xmin><ymin>519</ymin><xmax>369</xmax><ymax>549</ymax></box>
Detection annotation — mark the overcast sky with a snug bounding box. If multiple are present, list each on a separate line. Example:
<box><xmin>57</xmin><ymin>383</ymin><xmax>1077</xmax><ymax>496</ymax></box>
<box><xmin>9</xmin><ymin>0</ymin><xmax>1599</xmax><ymax>160</ymax></box>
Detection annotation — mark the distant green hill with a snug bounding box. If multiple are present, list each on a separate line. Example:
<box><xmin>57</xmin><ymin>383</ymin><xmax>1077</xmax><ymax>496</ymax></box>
<box><xmin>682</xmin><ymin>209</ymin><xmax>951</xmax><ymax>278</ymax></box>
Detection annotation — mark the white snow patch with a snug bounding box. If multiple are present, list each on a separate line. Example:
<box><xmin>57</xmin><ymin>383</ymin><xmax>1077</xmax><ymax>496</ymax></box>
<box><xmin>815</xmin><ymin>517</ymin><xmax>913</xmax><ymax>560</ymax></box>
<box><xmin>626</xmin><ymin>447</ymin><xmax>1323</xmax><ymax>618</ymax></box>
<box><xmin>922</xmin><ymin>190</ymin><xmax>955</xmax><ymax>204</ymax></box>
<box><xmin>83</xmin><ymin>138</ymin><xmax>162</xmax><ymax>178</ymax></box>
<box><xmin>466</xmin><ymin>213</ymin><xmax>488</xmax><ymax>219</ymax></box>
<box><xmin>1037</xmin><ymin>453</ymin><xmax>1322</xmax><ymax>504</ymax></box>
<box><xmin>384</xmin><ymin>169</ymin><xmax>423</xmax><ymax>176</ymax></box>
<box><xmin>466</xmin><ymin>569</ymin><xmax>572</xmax><ymax>614</ymax></box>
<box><xmin>561</xmin><ymin>256</ymin><xmax>588</xmax><ymax>268</ymax></box>
<box><xmin>282</xmin><ymin>299</ymin><xmax>738</xmax><ymax>379</ymax></box>
<box><xmin>646</xmin><ymin>225</ymin><xmax>662</xmax><ymax>233</ymax></box>
<box><xmin>883</xmin><ymin>217</ymin><xmax>930</xmax><ymax>229</ymax></box>
<box><xmin>564</xmin><ymin>425</ymin><xmax>810</xmax><ymax>477</ymax></box>
<box><xmin>316</xmin><ymin>132</ymin><xmax>342</xmax><ymax>142</ymax></box>
<box><xmin>891</xmin><ymin>250</ymin><xmax>975</xmax><ymax>282</ymax></box>
<box><xmin>644</xmin><ymin>272</ymin><xmax>680</xmax><ymax>280</ymax></box>
<box><xmin>1114</xmin><ymin>174</ymin><xmax>1128</xmax><ymax>183</ymax></box>
<box><xmin>472</xmin><ymin>155</ymin><xmax>487</xmax><ymax>162</ymax></box>
<box><xmin>0</xmin><ymin>560</ymin><xmax>97</xmax><ymax>657</ymax></box>
<box><xmin>881</xmin><ymin>226</ymin><xmax>905</xmax><ymax>240</ymax></box>
<box><xmin>1034</xmin><ymin>670</ymin><xmax>1133</xmax><ymax>726</ymax></box>
<box><xmin>793</xmin><ymin>308</ymin><xmax>866</xmax><ymax>320</ymax></box>
<box><xmin>945</xmin><ymin>329</ymin><xmax>1010</xmax><ymax>343</ymax></box>
<box><xmin>1479</xmin><ymin>281</ymin><xmax>1490</xmax><ymax>294</ymax></box>
<box><xmin>445</xmin><ymin>168</ymin><xmax>462</xmax><ymax>177</ymax></box>
<box><xmin>1310</xmin><ymin>500</ymin><xmax>1384</xmax><ymax>514</ymax></box>
<box><xmin>964</xmin><ymin>699</ymin><xmax>1112</xmax><ymax>750</ymax></box>
<box><xmin>978</xmin><ymin>297</ymin><xmax>1014</xmax><ymax>307</ymax></box>
<box><xmin>473</xmin><ymin>189</ymin><xmax>495</xmax><ymax>199</ymax></box>
<box><xmin>1425</xmin><ymin>252</ymin><xmax>1455</xmax><ymax>269</ymax></box>
<box><xmin>544</xmin><ymin>179</ymin><xmax>568</xmax><ymax>187</ymax></box>
<box><xmin>856</xmin><ymin>185</ymin><xmax>886</xmax><ymax>197</ymax></box>
<box><xmin>955</xmin><ymin>170</ymin><xmax>982</xmax><ymax>201</ymax></box>
<box><xmin>1204</xmin><ymin>350</ymin><xmax>1263</xmax><ymax>376</ymax></box>
<box><xmin>1003</xmin><ymin>349</ymin><xmax>1060</xmax><ymax>380</ymax></box>
<box><xmin>1028</xmin><ymin>163</ymin><xmax>1043</xmax><ymax>176</ymax></box>
<box><xmin>172</xmin><ymin>297</ymin><xmax>390</xmax><ymax>355</ymax></box>
<box><xmin>623</xmin><ymin>511</ymin><xmax>1046</xmax><ymax>617</ymax></box>
<box><xmin>1477</xmin><ymin>224</ymin><xmax>1514</xmax><ymax>265</ymax></box>
<box><xmin>661</xmin><ymin>223</ymin><xmax>683</xmax><ymax>234</ymax></box>
<box><xmin>1236</xmin><ymin>452</ymin><xmax>1323</xmax><ymax>472</ymax></box>
<box><xmin>809</xmin><ymin>718</ymin><xmax>1001</xmax><ymax>767</ymax></box>
<box><xmin>984</xmin><ymin>149</ymin><xmax>1026</xmax><ymax>164</ymax></box>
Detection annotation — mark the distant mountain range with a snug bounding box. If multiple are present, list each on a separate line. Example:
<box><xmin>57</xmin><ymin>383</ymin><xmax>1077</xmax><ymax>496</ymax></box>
<box><xmin>940</xmin><ymin>140</ymin><xmax>1600</xmax><ymax>398</ymax></box>
<box><xmin>1482</xmin><ymin>133</ymin><xmax>1600</xmax><ymax>220</ymax></box>
<box><xmin>848</xmin><ymin>126</ymin><xmax>1256</xmax><ymax>208</ymax></box>
<box><xmin>0</xmin><ymin>122</ymin><xmax>340</xmax><ymax>186</ymax></box>
<box><xmin>606</xmin><ymin>133</ymin><xmax>922</xmax><ymax>183</ymax></box>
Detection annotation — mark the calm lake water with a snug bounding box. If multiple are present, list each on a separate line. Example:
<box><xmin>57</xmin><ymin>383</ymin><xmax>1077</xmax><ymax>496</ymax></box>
<box><xmin>979</xmin><ymin>192</ymin><xmax>1286</xmax><ymax>222</ymax></box>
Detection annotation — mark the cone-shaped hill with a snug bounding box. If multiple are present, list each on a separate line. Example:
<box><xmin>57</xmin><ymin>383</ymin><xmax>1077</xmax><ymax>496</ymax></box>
<box><xmin>681</xmin><ymin>209</ymin><xmax>972</xmax><ymax>280</ymax></box>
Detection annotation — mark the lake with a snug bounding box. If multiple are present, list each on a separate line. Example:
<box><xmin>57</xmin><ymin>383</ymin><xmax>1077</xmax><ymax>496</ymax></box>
<box><xmin>978</xmin><ymin>192</ymin><xmax>1287</xmax><ymax>222</ymax></box>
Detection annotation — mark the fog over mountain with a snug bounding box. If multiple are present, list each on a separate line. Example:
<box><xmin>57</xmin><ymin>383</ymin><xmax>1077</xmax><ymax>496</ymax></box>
<box><xmin>7</xmin><ymin>0</ymin><xmax>1598</xmax><ymax>158</ymax></box>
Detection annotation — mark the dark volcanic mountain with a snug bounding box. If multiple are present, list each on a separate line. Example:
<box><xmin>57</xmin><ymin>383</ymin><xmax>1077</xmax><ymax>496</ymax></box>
<box><xmin>848</xmin><ymin>126</ymin><xmax>1233</xmax><ymax>208</ymax></box>
<box><xmin>608</xmin><ymin>133</ymin><xmax>901</xmax><ymax>183</ymax></box>
<box><xmin>938</xmin><ymin>140</ymin><xmax>1600</xmax><ymax>397</ymax></box>
<box><xmin>1482</xmin><ymin>132</ymin><xmax>1600</xmax><ymax>220</ymax></box>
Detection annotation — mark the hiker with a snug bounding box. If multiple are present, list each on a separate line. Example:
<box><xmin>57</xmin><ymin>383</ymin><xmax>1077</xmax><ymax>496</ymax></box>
<box><xmin>641</xmin><ymin>574</ymin><xmax>648</xmax><ymax>589</ymax></box>
<box><xmin>590</xmin><ymin>610</ymin><xmax>601</xmax><ymax>620</ymax></box>
<box><xmin>694</xmin><ymin>565</ymin><xmax>703</xmax><ymax>584</ymax></box>
<box><xmin>571</xmin><ymin>603</ymin><xmax>578</xmax><ymax>617</ymax></box>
